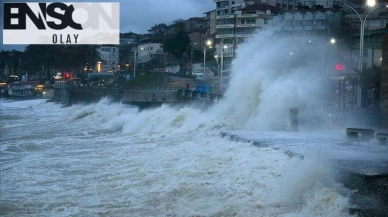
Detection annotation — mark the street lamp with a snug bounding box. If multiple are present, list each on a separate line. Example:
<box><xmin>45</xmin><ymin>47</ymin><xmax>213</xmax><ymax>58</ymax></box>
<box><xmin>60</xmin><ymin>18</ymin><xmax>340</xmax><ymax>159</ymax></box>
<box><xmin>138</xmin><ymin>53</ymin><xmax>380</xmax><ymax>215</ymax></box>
<box><xmin>194</xmin><ymin>39</ymin><xmax>212</xmax><ymax>81</ymax></box>
<box><xmin>342</xmin><ymin>0</ymin><xmax>385</xmax><ymax>107</ymax></box>
<box><xmin>133</xmin><ymin>47</ymin><xmax>137</xmax><ymax>79</ymax></box>
<box><xmin>220</xmin><ymin>44</ymin><xmax>227</xmax><ymax>92</ymax></box>
<box><xmin>322</xmin><ymin>38</ymin><xmax>336</xmax><ymax>75</ymax></box>
<box><xmin>214</xmin><ymin>55</ymin><xmax>219</xmax><ymax>76</ymax></box>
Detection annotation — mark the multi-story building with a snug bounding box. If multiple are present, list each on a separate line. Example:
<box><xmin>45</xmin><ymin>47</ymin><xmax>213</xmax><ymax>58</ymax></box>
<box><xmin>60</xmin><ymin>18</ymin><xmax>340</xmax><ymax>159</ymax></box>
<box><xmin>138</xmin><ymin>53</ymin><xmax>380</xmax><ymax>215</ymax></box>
<box><xmin>272</xmin><ymin>8</ymin><xmax>345</xmax><ymax>36</ymax></box>
<box><xmin>247</xmin><ymin>0</ymin><xmax>353</xmax><ymax>10</ymax></box>
<box><xmin>137</xmin><ymin>43</ymin><xmax>163</xmax><ymax>63</ymax></box>
<box><xmin>215</xmin><ymin>2</ymin><xmax>280</xmax><ymax>57</ymax></box>
<box><xmin>96</xmin><ymin>46</ymin><xmax>119</xmax><ymax>72</ymax></box>
<box><xmin>204</xmin><ymin>10</ymin><xmax>218</xmax><ymax>35</ymax></box>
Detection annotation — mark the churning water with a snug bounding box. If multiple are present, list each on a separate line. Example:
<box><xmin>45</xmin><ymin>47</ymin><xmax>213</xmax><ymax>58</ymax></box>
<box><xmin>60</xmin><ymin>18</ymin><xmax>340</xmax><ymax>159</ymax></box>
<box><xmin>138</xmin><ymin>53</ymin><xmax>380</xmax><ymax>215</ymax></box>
<box><xmin>1</xmin><ymin>32</ymin><xmax>361</xmax><ymax>216</ymax></box>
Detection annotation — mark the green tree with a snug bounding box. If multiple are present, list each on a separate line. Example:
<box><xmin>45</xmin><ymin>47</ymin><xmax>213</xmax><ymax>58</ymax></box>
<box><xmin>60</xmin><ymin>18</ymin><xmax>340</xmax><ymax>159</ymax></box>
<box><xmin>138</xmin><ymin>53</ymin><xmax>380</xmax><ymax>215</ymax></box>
<box><xmin>162</xmin><ymin>31</ymin><xmax>190</xmax><ymax>59</ymax></box>
<box><xmin>119</xmin><ymin>44</ymin><xmax>134</xmax><ymax>69</ymax></box>
<box><xmin>170</xmin><ymin>19</ymin><xmax>186</xmax><ymax>34</ymax></box>
<box><xmin>24</xmin><ymin>45</ymin><xmax>99</xmax><ymax>80</ymax></box>
<box><xmin>0</xmin><ymin>50</ymin><xmax>24</xmax><ymax>78</ymax></box>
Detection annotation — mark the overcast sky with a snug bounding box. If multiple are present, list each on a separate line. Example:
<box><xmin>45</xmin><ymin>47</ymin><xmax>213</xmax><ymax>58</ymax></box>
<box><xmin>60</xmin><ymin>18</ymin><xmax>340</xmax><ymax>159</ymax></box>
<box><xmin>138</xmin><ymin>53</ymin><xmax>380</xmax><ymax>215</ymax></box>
<box><xmin>0</xmin><ymin>0</ymin><xmax>215</xmax><ymax>51</ymax></box>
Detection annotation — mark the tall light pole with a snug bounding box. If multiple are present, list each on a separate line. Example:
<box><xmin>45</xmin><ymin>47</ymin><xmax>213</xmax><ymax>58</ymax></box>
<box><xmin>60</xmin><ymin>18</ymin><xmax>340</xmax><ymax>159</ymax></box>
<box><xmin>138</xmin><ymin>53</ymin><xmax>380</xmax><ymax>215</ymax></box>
<box><xmin>214</xmin><ymin>55</ymin><xmax>219</xmax><ymax>76</ymax></box>
<box><xmin>195</xmin><ymin>39</ymin><xmax>212</xmax><ymax>81</ymax></box>
<box><xmin>220</xmin><ymin>44</ymin><xmax>227</xmax><ymax>93</ymax></box>
<box><xmin>342</xmin><ymin>0</ymin><xmax>385</xmax><ymax>107</ymax></box>
<box><xmin>322</xmin><ymin>38</ymin><xmax>336</xmax><ymax>75</ymax></box>
<box><xmin>133</xmin><ymin>47</ymin><xmax>137</xmax><ymax>79</ymax></box>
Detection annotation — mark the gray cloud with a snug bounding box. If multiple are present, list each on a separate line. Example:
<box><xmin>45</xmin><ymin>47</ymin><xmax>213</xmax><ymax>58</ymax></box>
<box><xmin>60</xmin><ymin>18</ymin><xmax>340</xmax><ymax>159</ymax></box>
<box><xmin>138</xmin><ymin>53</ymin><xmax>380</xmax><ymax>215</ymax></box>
<box><xmin>0</xmin><ymin>0</ymin><xmax>214</xmax><ymax>51</ymax></box>
<box><xmin>119</xmin><ymin>0</ymin><xmax>214</xmax><ymax>33</ymax></box>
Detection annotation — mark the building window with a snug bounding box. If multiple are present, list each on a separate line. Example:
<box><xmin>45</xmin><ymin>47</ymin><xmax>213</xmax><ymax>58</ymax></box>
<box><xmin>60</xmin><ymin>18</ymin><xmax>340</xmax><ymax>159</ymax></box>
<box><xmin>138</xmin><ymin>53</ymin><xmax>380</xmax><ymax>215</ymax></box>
<box><xmin>217</xmin><ymin>1</ymin><xmax>229</xmax><ymax>9</ymax></box>
<box><xmin>369</xmin><ymin>20</ymin><xmax>380</xmax><ymax>27</ymax></box>
<box><xmin>246</xmin><ymin>18</ymin><xmax>255</xmax><ymax>24</ymax></box>
<box><xmin>218</xmin><ymin>18</ymin><xmax>234</xmax><ymax>25</ymax></box>
<box><xmin>218</xmin><ymin>28</ymin><xmax>234</xmax><ymax>34</ymax></box>
<box><xmin>264</xmin><ymin>19</ymin><xmax>268</xmax><ymax>24</ymax></box>
<box><xmin>236</xmin><ymin>27</ymin><xmax>255</xmax><ymax>34</ymax></box>
<box><xmin>223</xmin><ymin>39</ymin><xmax>234</xmax><ymax>44</ymax></box>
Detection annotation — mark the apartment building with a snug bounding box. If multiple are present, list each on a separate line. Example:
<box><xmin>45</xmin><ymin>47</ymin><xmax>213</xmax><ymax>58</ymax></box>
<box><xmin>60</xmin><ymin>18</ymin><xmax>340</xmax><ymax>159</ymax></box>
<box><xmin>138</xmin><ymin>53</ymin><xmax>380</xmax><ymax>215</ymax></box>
<box><xmin>205</xmin><ymin>10</ymin><xmax>218</xmax><ymax>35</ymax></box>
<box><xmin>272</xmin><ymin>8</ymin><xmax>345</xmax><ymax>36</ymax></box>
<box><xmin>137</xmin><ymin>43</ymin><xmax>163</xmax><ymax>64</ymax></box>
<box><xmin>214</xmin><ymin>1</ymin><xmax>280</xmax><ymax>57</ymax></box>
<box><xmin>96</xmin><ymin>46</ymin><xmax>119</xmax><ymax>72</ymax></box>
<box><xmin>258</xmin><ymin>0</ymin><xmax>349</xmax><ymax>9</ymax></box>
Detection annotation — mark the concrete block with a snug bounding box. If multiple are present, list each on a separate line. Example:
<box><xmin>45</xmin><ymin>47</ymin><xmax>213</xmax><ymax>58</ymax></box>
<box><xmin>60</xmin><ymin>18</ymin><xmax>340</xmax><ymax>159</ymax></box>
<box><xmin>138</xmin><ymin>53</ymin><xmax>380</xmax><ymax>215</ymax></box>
<box><xmin>346</xmin><ymin>128</ymin><xmax>375</xmax><ymax>140</ymax></box>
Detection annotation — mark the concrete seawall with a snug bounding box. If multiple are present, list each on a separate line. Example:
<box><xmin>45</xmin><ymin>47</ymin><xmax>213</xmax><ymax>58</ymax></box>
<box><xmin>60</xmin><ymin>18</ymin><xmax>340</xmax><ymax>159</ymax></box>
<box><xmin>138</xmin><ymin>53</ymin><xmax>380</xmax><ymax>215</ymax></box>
<box><xmin>69</xmin><ymin>87</ymin><xmax>123</xmax><ymax>105</ymax></box>
<box><xmin>220</xmin><ymin>131</ymin><xmax>388</xmax><ymax>217</ymax></box>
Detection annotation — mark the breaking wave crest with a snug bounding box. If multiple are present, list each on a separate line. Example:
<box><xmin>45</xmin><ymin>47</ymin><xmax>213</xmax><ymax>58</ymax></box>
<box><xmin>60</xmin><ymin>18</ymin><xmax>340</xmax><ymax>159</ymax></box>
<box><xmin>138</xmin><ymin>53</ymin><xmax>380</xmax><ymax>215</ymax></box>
<box><xmin>51</xmin><ymin>30</ymin><xmax>358</xmax><ymax>216</ymax></box>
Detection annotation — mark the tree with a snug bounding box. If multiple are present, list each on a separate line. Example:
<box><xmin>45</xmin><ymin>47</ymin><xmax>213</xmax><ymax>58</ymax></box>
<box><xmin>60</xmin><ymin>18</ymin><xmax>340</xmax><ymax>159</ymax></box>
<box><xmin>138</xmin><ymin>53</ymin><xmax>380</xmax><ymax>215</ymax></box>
<box><xmin>119</xmin><ymin>44</ymin><xmax>134</xmax><ymax>69</ymax></box>
<box><xmin>148</xmin><ymin>23</ymin><xmax>168</xmax><ymax>35</ymax></box>
<box><xmin>169</xmin><ymin>19</ymin><xmax>186</xmax><ymax>34</ymax></box>
<box><xmin>0</xmin><ymin>50</ymin><xmax>24</xmax><ymax>78</ymax></box>
<box><xmin>162</xmin><ymin>31</ymin><xmax>191</xmax><ymax>59</ymax></box>
<box><xmin>24</xmin><ymin>45</ymin><xmax>99</xmax><ymax>80</ymax></box>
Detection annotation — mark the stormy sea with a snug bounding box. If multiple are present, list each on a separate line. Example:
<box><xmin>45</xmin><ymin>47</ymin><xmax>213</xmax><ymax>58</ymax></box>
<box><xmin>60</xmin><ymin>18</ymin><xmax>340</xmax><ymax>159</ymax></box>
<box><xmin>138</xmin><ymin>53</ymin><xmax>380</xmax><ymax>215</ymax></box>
<box><xmin>0</xmin><ymin>32</ymin><xmax>376</xmax><ymax>216</ymax></box>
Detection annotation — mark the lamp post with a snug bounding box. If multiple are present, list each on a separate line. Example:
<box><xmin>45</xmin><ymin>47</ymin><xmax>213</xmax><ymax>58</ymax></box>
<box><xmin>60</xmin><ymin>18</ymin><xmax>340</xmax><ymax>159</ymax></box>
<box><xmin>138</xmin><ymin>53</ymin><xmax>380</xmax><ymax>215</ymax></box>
<box><xmin>133</xmin><ymin>47</ymin><xmax>137</xmax><ymax>79</ymax></box>
<box><xmin>214</xmin><ymin>55</ymin><xmax>219</xmax><ymax>76</ymax></box>
<box><xmin>220</xmin><ymin>44</ymin><xmax>227</xmax><ymax>93</ymax></box>
<box><xmin>195</xmin><ymin>39</ymin><xmax>212</xmax><ymax>81</ymax></box>
<box><xmin>322</xmin><ymin>38</ymin><xmax>336</xmax><ymax>75</ymax></box>
<box><xmin>342</xmin><ymin>0</ymin><xmax>384</xmax><ymax>107</ymax></box>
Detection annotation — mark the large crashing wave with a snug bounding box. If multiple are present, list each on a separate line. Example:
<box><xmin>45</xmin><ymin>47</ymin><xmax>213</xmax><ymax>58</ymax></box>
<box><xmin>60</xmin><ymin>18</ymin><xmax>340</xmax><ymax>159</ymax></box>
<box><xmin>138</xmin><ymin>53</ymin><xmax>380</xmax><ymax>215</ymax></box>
<box><xmin>213</xmin><ymin>31</ymin><xmax>332</xmax><ymax>131</ymax></box>
<box><xmin>66</xmin><ymin>30</ymin><xmax>336</xmax><ymax>134</ymax></box>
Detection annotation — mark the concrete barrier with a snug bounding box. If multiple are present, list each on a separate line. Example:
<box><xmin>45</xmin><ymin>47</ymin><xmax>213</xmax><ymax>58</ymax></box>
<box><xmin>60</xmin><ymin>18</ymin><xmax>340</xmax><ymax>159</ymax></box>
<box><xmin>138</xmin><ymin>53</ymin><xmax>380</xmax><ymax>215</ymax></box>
<box><xmin>122</xmin><ymin>90</ymin><xmax>178</xmax><ymax>103</ymax></box>
<box><xmin>346</xmin><ymin>128</ymin><xmax>375</xmax><ymax>140</ymax></box>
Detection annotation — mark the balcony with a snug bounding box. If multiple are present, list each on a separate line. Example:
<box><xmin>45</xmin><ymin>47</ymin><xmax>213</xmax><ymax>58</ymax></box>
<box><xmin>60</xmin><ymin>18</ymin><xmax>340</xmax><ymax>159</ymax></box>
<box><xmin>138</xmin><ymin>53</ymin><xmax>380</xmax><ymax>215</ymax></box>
<box><xmin>235</xmin><ymin>34</ymin><xmax>254</xmax><ymax>38</ymax></box>
<box><xmin>217</xmin><ymin>15</ymin><xmax>235</xmax><ymax>19</ymax></box>
<box><xmin>236</xmin><ymin>24</ymin><xmax>256</xmax><ymax>28</ymax></box>
<box><xmin>236</xmin><ymin>14</ymin><xmax>257</xmax><ymax>18</ymax></box>
<box><xmin>216</xmin><ymin>34</ymin><xmax>234</xmax><ymax>39</ymax></box>
<box><xmin>216</xmin><ymin>24</ymin><xmax>235</xmax><ymax>28</ymax></box>
<box><xmin>223</xmin><ymin>53</ymin><xmax>234</xmax><ymax>58</ymax></box>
